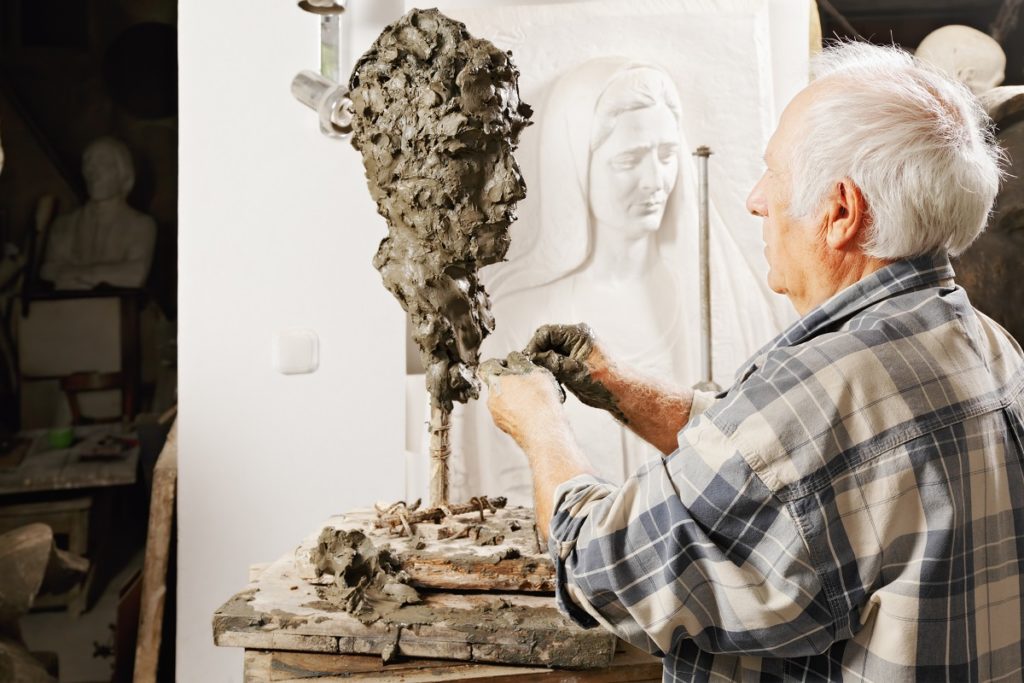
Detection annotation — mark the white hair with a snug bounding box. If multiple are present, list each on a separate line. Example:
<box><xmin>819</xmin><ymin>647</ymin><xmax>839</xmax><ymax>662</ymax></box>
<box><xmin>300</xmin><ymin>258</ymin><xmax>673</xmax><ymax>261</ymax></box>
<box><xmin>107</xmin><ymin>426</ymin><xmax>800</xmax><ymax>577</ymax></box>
<box><xmin>789</xmin><ymin>42</ymin><xmax>1004</xmax><ymax>259</ymax></box>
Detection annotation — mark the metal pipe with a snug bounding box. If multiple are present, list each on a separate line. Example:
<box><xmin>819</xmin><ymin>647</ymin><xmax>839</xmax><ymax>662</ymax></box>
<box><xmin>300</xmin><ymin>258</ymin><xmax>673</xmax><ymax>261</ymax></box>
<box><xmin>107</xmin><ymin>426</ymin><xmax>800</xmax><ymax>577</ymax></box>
<box><xmin>294</xmin><ymin>1</ymin><xmax>352</xmax><ymax>138</ymax></box>
<box><xmin>290</xmin><ymin>70</ymin><xmax>354</xmax><ymax>136</ymax></box>
<box><xmin>320</xmin><ymin>14</ymin><xmax>341</xmax><ymax>84</ymax></box>
<box><xmin>693</xmin><ymin>146</ymin><xmax>720</xmax><ymax>393</ymax></box>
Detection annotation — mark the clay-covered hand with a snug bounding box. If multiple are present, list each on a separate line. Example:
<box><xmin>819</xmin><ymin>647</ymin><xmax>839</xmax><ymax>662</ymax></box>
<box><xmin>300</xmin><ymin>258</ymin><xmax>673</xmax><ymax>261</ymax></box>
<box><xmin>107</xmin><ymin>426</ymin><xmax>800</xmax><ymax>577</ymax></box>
<box><xmin>524</xmin><ymin>323</ymin><xmax>627</xmax><ymax>423</ymax></box>
<box><xmin>478</xmin><ymin>351</ymin><xmax>566</xmax><ymax>447</ymax></box>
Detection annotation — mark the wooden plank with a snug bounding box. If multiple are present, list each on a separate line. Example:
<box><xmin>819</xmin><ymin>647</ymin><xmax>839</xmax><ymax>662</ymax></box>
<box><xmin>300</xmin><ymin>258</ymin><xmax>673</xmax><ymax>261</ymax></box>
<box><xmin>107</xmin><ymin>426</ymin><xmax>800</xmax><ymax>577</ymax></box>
<box><xmin>132</xmin><ymin>422</ymin><xmax>177</xmax><ymax>683</ymax></box>
<box><xmin>217</xmin><ymin>630</ymin><xmax>339</xmax><ymax>653</ymax></box>
<box><xmin>241</xmin><ymin>645</ymin><xmax>662</xmax><ymax>683</ymax></box>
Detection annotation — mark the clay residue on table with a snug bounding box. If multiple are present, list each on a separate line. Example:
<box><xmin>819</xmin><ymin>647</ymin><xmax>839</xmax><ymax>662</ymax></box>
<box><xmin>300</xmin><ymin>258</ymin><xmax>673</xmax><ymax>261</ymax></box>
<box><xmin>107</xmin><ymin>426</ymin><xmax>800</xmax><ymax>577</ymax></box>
<box><xmin>348</xmin><ymin>8</ymin><xmax>532</xmax><ymax>411</ymax></box>
<box><xmin>310</xmin><ymin>528</ymin><xmax>421</xmax><ymax>623</ymax></box>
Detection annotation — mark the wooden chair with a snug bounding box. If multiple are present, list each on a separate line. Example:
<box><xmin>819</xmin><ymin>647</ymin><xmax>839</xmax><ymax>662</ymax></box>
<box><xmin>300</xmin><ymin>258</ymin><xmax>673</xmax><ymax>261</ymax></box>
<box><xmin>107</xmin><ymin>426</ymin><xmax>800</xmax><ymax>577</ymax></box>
<box><xmin>59</xmin><ymin>371</ymin><xmax>125</xmax><ymax>424</ymax></box>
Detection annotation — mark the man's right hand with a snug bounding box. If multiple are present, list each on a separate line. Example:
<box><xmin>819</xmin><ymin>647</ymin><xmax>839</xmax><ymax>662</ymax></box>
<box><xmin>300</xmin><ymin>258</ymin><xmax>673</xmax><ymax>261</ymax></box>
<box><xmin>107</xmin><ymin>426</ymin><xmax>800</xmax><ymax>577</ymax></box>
<box><xmin>524</xmin><ymin>323</ymin><xmax>628</xmax><ymax>424</ymax></box>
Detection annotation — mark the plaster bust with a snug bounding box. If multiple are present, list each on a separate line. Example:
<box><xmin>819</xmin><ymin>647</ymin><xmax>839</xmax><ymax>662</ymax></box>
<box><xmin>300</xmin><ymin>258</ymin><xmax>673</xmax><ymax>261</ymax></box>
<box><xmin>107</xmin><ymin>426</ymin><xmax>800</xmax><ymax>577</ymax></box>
<box><xmin>40</xmin><ymin>137</ymin><xmax>157</xmax><ymax>291</ymax></box>
<box><xmin>452</xmin><ymin>58</ymin><xmax>785</xmax><ymax>501</ymax></box>
<box><xmin>916</xmin><ymin>25</ymin><xmax>1005</xmax><ymax>95</ymax></box>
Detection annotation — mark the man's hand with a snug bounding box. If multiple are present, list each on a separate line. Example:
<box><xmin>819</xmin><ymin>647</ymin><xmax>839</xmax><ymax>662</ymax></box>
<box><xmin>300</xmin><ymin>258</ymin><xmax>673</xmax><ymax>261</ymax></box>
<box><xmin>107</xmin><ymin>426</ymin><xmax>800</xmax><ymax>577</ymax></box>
<box><xmin>479</xmin><ymin>351</ymin><xmax>592</xmax><ymax>540</ymax></box>
<box><xmin>524</xmin><ymin>324</ymin><xmax>627</xmax><ymax>423</ymax></box>
<box><xmin>478</xmin><ymin>351</ymin><xmax>566</xmax><ymax>448</ymax></box>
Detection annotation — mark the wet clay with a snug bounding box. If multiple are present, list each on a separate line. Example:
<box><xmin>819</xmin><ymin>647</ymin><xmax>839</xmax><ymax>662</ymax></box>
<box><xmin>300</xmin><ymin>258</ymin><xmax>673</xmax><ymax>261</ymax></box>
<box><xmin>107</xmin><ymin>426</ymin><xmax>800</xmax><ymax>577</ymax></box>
<box><xmin>524</xmin><ymin>323</ymin><xmax>628</xmax><ymax>423</ymax></box>
<box><xmin>310</xmin><ymin>528</ymin><xmax>421</xmax><ymax>623</ymax></box>
<box><xmin>478</xmin><ymin>351</ymin><xmax>566</xmax><ymax>403</ymax></box>
<box><xmin>349</xmin><ymin>9</ymin><xmax>532</xmax><ymax>411</ymax></box>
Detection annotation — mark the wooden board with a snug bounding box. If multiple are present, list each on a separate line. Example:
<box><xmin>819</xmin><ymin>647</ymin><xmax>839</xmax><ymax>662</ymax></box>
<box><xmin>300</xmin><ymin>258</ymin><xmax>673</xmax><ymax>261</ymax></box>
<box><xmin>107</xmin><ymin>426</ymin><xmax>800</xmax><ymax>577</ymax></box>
<box><xmin>214</xmin><ymin>549</ymin><xmax>616</xmax><ymax>669</ymax></box>
<box><xmin>242</xmin><ymin>643</ymin><xmax>661</xmax><ymax>682</ymax></box>
<box><xmin>293</xmin><ymin>508</ymin><xmax>555</xmax><ymax>593</ymax></box>
<box><xmin>0</xmin><ymin>428</ymin><xmax>138</xmax><ymax>495</ymax></box>
<box><xmin>133</xmin><ymin>421</ymin><xmax>176</xmax><ymax>683</ymax></box>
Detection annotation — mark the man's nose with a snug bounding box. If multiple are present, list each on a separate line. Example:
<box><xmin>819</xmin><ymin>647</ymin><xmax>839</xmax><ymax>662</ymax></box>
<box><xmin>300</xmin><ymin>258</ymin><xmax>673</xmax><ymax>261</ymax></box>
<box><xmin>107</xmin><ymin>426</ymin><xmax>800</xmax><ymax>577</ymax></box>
<box><xmin>746</xmin><ymin>178</ymin><xmax>767</xmax><ymax>217</ymax></box>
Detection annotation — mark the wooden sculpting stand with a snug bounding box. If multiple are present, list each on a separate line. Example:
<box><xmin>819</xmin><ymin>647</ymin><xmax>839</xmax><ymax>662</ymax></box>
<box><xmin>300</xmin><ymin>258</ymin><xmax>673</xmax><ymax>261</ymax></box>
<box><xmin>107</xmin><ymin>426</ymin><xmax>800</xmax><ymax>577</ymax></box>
<box><xmin>429</xmin><ymin>405</ymin><xmax>451</xmax><ymax>507</ymax></box>
<box><xmin>214</xmin><ymin>507</ymin><xmax>661</xmax><ymax>682</ymax></box>
<box><xmin>241</xmin><ymin>642</ymin><xmax>661</xmax><ymax>682</ymax></box>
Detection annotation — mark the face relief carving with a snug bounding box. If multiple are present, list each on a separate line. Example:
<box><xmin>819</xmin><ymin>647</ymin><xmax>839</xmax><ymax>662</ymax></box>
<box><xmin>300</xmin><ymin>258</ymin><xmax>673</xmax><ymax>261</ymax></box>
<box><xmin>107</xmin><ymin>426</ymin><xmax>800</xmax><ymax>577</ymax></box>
<box><xmin>589</xmin><ymin>102</ymin><xmax>680</xmax><ymax>241</ymax></box>
<box><xmin>348</xmin><ymin>9</ymin><xmax>532</xmax><ymax>411</ymax></box>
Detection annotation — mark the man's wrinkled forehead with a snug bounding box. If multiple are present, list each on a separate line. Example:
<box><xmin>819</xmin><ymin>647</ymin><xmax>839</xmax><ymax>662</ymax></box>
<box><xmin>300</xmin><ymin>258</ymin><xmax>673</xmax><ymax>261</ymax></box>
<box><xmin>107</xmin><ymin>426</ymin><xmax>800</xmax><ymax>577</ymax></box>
<box><xmin>766</xmin><ymin>78</ymin><xmax>839</xmax><ymax>166</ymax></box>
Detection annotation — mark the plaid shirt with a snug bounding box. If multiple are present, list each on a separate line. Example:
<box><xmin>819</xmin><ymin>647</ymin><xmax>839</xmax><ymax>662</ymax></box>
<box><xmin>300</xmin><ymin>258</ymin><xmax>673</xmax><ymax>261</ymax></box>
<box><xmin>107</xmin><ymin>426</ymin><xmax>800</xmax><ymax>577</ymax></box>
<box><xmin>550</xmin><ymin>254</ymin><xmax>1024</xmax><ymax>682</ymax></box>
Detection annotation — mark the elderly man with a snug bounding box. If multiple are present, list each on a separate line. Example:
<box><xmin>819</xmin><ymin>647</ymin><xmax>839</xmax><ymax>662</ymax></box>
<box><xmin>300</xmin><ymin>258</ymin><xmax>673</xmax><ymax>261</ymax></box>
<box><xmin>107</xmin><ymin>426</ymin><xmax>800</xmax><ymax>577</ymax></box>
<box><xmin>481</xmin><ymin>42</ymin><xmax>1022</xmax><ymax>681</ymax></box>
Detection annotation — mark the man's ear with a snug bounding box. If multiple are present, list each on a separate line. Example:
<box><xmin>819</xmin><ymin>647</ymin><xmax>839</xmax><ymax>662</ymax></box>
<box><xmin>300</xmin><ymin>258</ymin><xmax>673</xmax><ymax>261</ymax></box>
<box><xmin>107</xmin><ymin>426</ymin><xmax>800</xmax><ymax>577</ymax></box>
<box><xmin>825</xmin><ymin>178</ymin><xmax>867</xmax><ymax>250</ymax></box>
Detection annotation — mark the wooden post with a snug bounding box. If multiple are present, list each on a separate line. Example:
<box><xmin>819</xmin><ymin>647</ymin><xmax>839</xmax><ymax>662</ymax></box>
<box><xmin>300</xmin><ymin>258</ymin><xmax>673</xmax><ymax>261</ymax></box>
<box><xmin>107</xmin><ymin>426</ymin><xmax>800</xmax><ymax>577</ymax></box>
<box><xmin>429</xmin><ymin>405</ymin><xmax>451</xmax><ymax>507</ymax></box>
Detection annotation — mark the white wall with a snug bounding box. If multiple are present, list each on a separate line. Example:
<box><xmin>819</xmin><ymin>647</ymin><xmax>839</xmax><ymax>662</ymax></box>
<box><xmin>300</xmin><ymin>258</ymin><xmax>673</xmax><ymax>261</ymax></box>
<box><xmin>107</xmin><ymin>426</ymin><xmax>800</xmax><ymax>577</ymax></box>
<box><xmin>178</xmin><ymin>2</ymin><xmax>407</xmax><ymax>680</ymax></box>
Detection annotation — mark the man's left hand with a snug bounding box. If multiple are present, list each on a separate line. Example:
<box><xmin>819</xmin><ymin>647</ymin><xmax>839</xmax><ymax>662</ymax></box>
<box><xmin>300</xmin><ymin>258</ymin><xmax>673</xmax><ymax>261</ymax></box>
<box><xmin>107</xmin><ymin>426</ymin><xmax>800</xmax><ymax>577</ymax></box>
<box><xmin>479</xmin><ymin>351</ymin><xmax>567</xmax><ymax>448</ymax></box>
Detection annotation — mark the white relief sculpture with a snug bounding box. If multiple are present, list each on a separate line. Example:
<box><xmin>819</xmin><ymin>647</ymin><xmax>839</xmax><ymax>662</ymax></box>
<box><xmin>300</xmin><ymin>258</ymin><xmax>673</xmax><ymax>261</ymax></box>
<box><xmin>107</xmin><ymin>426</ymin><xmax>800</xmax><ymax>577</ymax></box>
<box><xmin>40</xmin><ymin>137</ymin><xmax>157</xmax><ymax>291</ymax></box>
<box><xmin>450</xmin><ymin>58</ymin><xmax>786</xmax><ymax>503</ymax></box>
<box><xmin>915</xmin><ymin>25</ymin><xmax>1006</xmax><ymax>95</ymax></box>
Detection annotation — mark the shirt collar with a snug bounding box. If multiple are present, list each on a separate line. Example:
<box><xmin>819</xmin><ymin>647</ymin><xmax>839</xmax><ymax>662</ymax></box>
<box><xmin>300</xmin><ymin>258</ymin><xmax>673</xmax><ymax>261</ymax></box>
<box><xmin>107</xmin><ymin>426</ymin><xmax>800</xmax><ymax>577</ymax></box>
<box><xmin>736</xmin><ymin>253</ymin><xmax>956</xmax><ymax>378</ymax></box>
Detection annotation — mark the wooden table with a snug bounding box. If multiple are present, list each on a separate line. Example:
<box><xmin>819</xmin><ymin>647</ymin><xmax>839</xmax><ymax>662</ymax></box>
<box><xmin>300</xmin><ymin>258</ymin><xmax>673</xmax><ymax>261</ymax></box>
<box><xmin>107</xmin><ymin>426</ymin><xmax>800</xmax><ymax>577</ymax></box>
<box><xmin>0</xmin><ymin>427</ymin><xmax>139</xmax><ymax>495</ymax></box>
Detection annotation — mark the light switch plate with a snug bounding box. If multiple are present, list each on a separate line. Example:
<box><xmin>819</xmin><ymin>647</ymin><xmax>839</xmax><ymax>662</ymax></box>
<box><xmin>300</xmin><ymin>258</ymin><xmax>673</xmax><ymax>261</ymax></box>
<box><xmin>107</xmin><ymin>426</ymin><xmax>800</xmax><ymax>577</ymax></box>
<box><xmin>273</xmin><ymin>329</ymin><xmax>319</xmax><ymax>375</ymax></box>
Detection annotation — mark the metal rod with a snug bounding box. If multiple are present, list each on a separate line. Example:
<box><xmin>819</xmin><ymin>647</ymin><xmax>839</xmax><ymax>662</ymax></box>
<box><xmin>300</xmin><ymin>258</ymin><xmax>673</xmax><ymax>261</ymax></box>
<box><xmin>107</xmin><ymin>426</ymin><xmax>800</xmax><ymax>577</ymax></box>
<box><xmin>429</xmin><ymin>405</ymin><xmax>451</xmax><ymax>507</ymax></box>
<box><xmin>320</xmin><ymin>14</ymin><xmax>341</xmax><ymax>85</ymax></box>
<box><xmin>693</xmin><ymin>146</ymin><xmax>720</xmax><ymax>393</ymax></box>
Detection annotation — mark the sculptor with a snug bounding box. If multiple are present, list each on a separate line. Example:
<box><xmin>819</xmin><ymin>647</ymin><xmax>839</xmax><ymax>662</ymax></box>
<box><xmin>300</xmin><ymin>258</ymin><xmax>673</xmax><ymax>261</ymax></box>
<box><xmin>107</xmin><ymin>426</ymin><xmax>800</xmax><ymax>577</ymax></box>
<box><xmin>348</xmin><ymin>8</ymin><xmax>532</xmax><ymax>411</ymax></box>
<box><xmin>480</xmin><ymin>42</ymin><xmax>1023</xmax><ymax>682</ymax></box>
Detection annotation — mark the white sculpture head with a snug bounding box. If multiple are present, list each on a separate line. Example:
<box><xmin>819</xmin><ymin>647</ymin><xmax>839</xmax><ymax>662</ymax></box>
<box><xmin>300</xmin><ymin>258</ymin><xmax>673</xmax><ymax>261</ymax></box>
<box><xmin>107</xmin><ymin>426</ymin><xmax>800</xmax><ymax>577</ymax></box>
<box><xmin>82</xmin><ymin>137</ymin><xmax>135</xmax><ymax>201</ymax></box>
<box><xmin>589</xmin><ymin>68</ymin><xmax>682</xmax><ymax>242</ymax></box>
<box><xmin>500</xmin><ymin>58</ymin><xmax>691</xmax><ymax>295</ymax></box>
<box><xmin>916</xmin><ymin>25</ymin><xmax>1006</xmax><ymax>95</ymax></box>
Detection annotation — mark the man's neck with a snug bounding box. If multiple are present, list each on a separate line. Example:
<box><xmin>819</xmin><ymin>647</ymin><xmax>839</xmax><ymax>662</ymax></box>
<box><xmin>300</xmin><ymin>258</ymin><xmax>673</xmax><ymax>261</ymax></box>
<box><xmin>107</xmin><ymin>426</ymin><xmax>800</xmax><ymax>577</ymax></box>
<box><xmin>794</xmin><ymin>253</ymin><xmax>892</xmax><ymax>316</ymax></box>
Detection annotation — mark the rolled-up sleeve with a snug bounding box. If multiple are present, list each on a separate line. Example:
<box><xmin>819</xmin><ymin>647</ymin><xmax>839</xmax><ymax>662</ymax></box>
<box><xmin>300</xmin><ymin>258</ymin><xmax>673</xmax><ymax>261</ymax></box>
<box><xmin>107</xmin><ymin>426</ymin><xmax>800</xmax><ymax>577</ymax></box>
<box><xmin>547</xmin><ymin>414</ymin><xmax>836</xmax><ymax>659</ymax></box>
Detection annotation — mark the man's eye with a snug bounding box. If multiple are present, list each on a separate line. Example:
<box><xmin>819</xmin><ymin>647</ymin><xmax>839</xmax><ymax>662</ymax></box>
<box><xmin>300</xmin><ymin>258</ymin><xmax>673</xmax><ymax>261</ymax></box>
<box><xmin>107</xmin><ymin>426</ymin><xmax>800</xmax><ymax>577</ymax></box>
<box><xmin>658</xmin><ymin>145</ymin><xmax>679</xmax><ymax>162</ymax></box>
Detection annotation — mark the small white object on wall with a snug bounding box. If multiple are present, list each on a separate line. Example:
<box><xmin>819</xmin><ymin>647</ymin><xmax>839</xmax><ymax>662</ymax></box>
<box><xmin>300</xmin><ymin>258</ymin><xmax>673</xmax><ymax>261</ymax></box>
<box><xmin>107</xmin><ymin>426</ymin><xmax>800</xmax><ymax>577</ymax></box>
<box><xmin>272</xmin><ymin>329</ymin><xmax>320</xmax><ymax>375</ymax></box>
